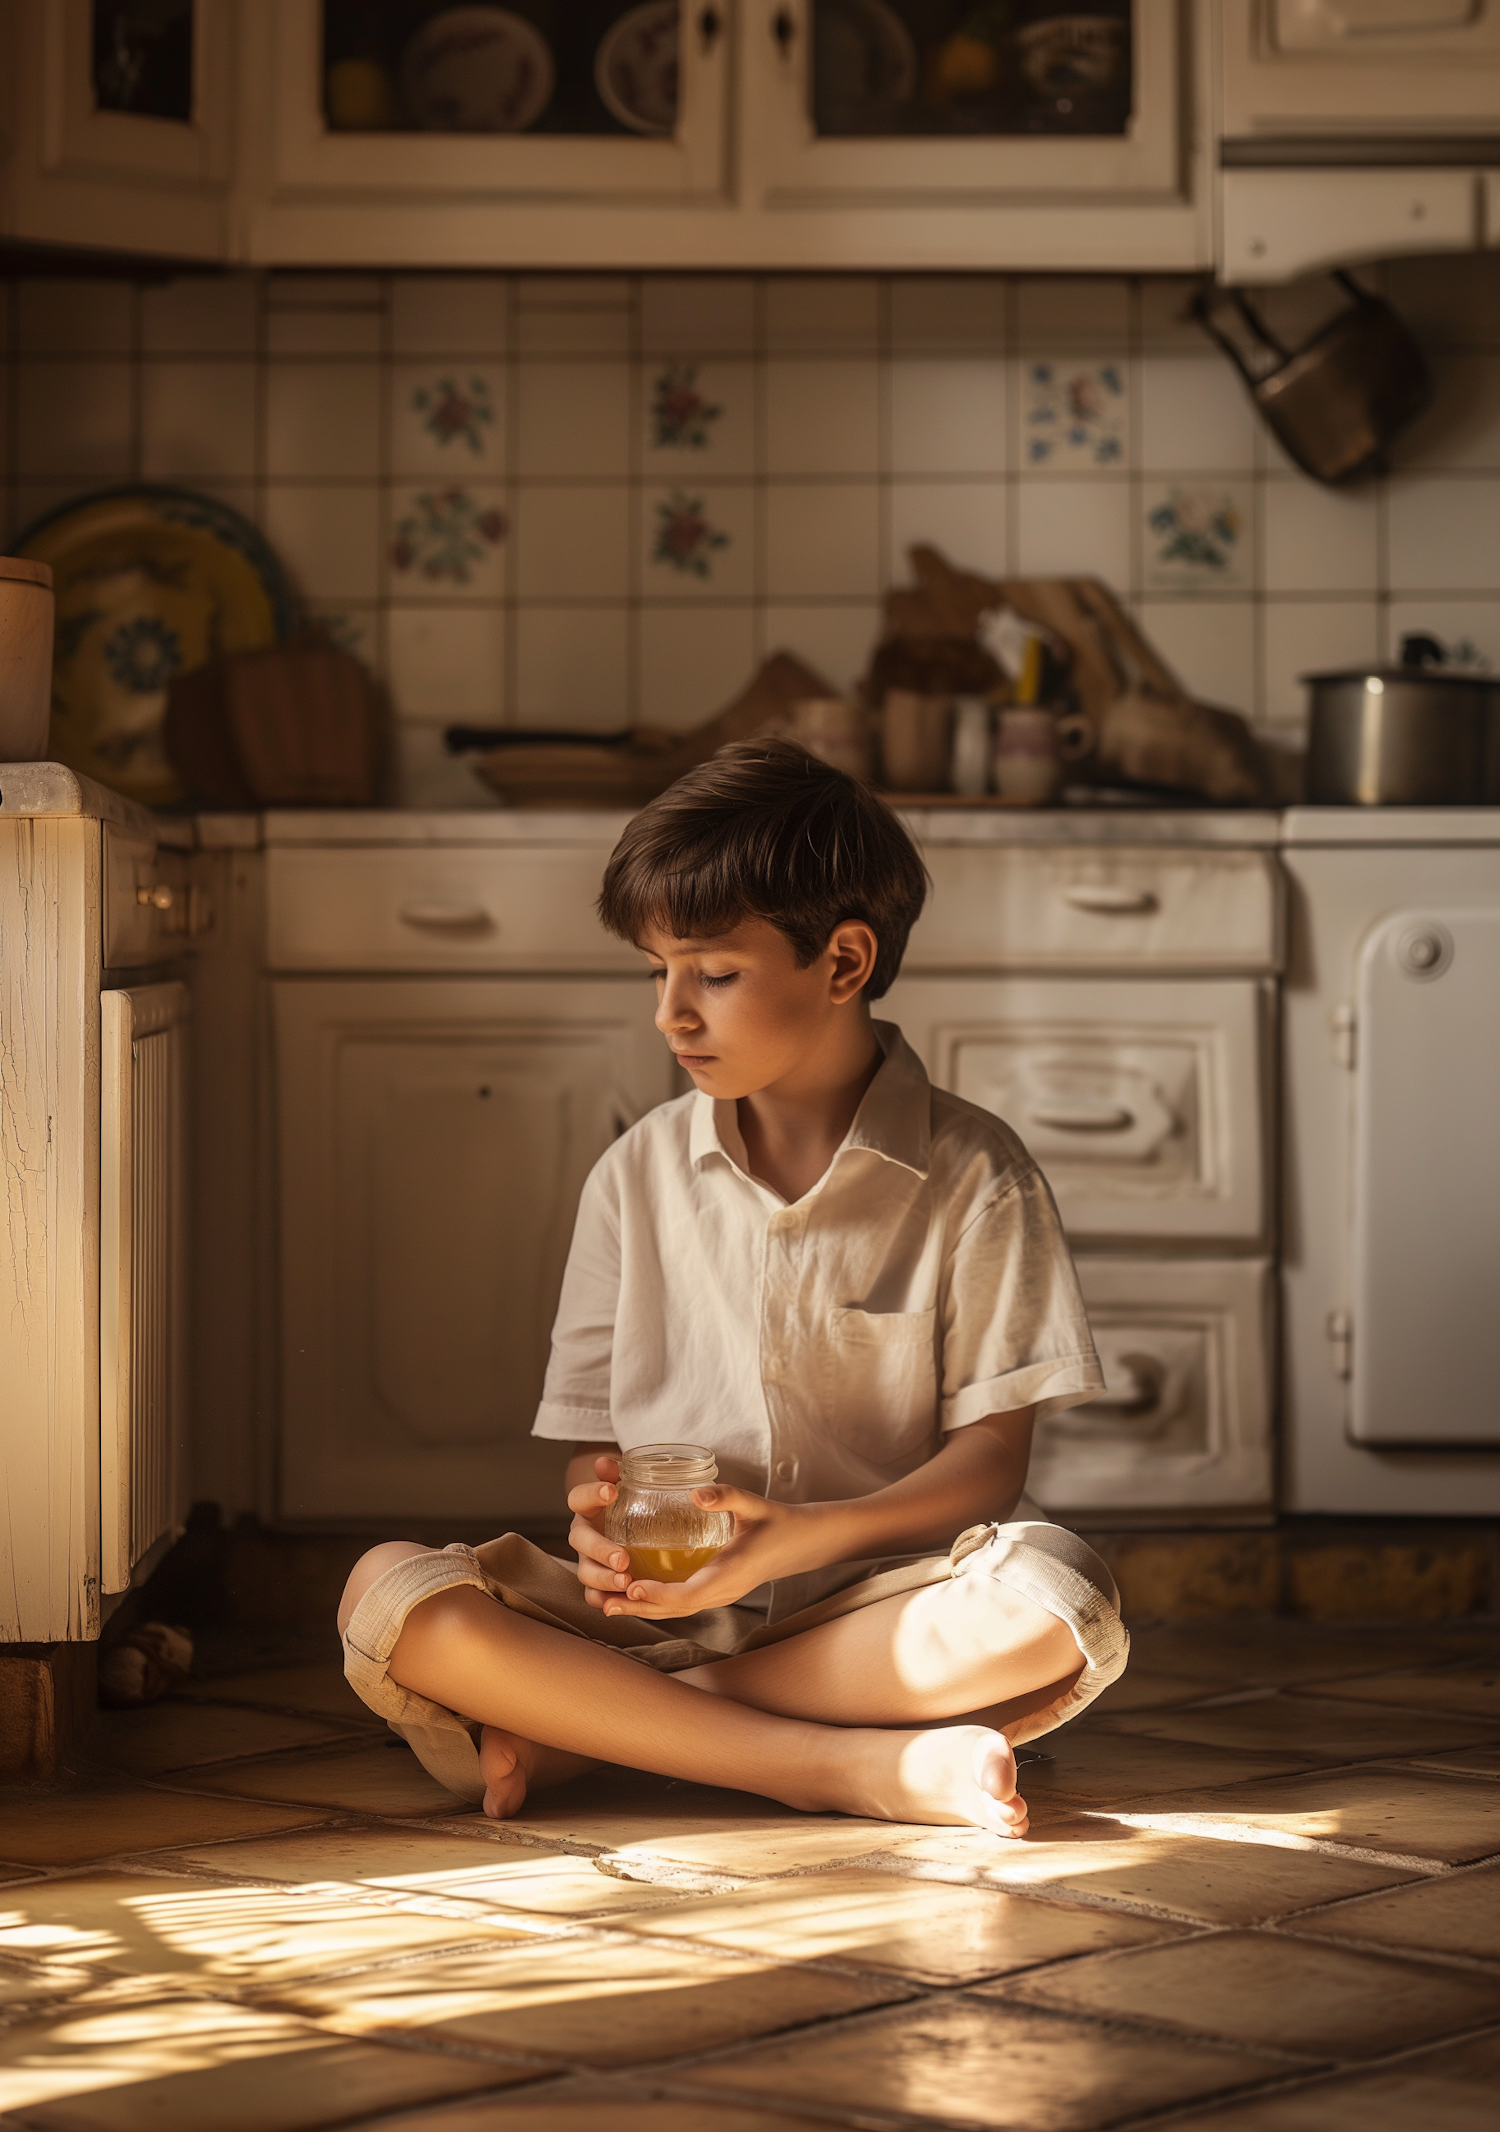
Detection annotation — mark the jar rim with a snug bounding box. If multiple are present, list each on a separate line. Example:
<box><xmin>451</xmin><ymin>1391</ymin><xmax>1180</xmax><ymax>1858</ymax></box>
<box><xmin>618</xmin><ymin>1442</ymin><xmax>719</xmax><ymax>1488</ymax></box>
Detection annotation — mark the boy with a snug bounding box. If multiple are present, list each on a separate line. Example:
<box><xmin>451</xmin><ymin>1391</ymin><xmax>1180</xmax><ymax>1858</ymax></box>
<box><xmin>339</xmin><ymin>740</ymin><xmax>1126</xmax><ymax>1838</ymax></box>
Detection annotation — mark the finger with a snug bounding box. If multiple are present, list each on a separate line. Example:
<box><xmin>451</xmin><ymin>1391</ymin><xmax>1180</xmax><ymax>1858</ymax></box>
<box><xmin>566</xmin><ymin>1479</ymin><xmax>617</xmax><ymax>1518</ymax></box>
<box><xmin>574</xmin><ymin>1554</ymin><xmax>633</xmax><ymax>1593</ymax></box>
<box><xmin>593</xmin><ymin>1454</ymin><xmax>621</xmax><ymax>1482</ymax></box>
<box><xmin>569</xmin><ymin>1520</ymin><xmax>630</xmax><ymax>1571</ymax></box>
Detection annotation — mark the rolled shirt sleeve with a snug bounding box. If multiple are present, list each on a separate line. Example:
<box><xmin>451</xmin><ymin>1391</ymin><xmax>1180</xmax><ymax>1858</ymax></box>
<box><xmin>532</xmin><ymin>1159</ymin><xmax>621</xmax><ymax>1443</ymax></box>
<box><xmin>940</xmin><ymin>1167</ymin><xmax>1105</xmax><ymax>1429</ymax></box>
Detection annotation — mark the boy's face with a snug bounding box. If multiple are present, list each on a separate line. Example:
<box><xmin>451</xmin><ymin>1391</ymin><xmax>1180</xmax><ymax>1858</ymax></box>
<box><xmin>639</xmin><ymin>915</ymin><xmax>876</xmax><ymax>1100</ymax></box>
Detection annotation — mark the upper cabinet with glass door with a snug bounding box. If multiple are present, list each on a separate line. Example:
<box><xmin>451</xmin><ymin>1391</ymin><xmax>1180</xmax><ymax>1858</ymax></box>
<box><xmin>739</xmin><ymin>0</ymin><xmax>1209</xmax><ymax>269</ymax></box>
<box><xmin>0</xmin><ymin>0</ymin><xmax>235</xmax><ymax>257</ymax></box>
<box><xmin>241</xmin><ymin>0</ymin><xmax>735</xmax><ymax>264</ymax></box>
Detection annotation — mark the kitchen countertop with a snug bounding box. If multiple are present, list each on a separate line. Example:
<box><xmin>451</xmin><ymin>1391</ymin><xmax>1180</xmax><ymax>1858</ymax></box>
<box><xmin>257</xmin><ymin>806</ymin><xmax>1285</xmax><ymax>849</ymax></box>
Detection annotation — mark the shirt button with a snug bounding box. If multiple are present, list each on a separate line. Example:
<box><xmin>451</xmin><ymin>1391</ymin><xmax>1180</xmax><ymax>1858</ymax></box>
<box><xmin>775</xmin><ymin>1458</ymin><xmax>796</xmax><ymax>1482</ymax></box>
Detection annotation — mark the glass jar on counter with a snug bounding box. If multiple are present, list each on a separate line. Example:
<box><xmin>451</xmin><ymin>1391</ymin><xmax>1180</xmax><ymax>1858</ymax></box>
<box><xmin>601</xmin><ymin>1444</ymin><xmax>736</xmax><ymax>1585</ymax></box>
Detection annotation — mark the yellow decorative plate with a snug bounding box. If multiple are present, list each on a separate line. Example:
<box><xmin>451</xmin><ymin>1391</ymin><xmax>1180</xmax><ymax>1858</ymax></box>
<box><xmin>15</xmin><ymin>486</ymin><xmax>295</xmax><ymax>808</ymax></box>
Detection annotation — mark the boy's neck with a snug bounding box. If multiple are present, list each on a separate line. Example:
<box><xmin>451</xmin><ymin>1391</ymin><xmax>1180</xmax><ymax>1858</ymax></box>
<box><xmin>735</xmin><ymin>1007</ymin><xmax>883</xmax><ymax>1206</ymax></box>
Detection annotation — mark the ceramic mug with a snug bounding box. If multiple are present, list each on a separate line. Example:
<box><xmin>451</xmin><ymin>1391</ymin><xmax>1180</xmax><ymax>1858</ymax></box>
<box><xmin>993</xmin><ymin>705</ymin><xmax>1064</xmax><ymax>807</ymax></box>
<box><xmin>880</xmin><ymin>689</ymin><xmax>954</xmax><ymax>792</ymax></box>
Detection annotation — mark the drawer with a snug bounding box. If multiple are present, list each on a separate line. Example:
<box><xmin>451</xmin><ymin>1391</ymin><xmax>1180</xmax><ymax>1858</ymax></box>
<box><xmin>266</xmin><ymin>844</ymin><xmax>640</xmax><ymax>973</ymax></box>
<box><xmin>103</xmin><ymin>827</ymin><xmax>191</xmax><ymax>969</ymax></box>
<box><xmin>883</xmin><ymin>974</ymin><xmax>1269</xmax><ymax>1243</ymax></box>
<box><xmin>1027</xmin><ymin>1257</ymin><xmax>1273</xmax><ymax>1516</ymax></box>
<box><xmin>906</xmin><ymin>846</ymin><xmax>1281</xmax><ymax>973</ymax></box>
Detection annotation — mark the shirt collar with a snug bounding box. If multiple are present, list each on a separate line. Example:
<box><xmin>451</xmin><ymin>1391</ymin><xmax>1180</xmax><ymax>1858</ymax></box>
<box><xmin>689</xmin><ymin>1019</ymin><xmax>932</xmax><ymax>1182</ymax></box>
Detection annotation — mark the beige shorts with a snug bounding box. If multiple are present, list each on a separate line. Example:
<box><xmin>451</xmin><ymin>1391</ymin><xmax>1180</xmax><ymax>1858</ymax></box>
<box><xmin>341</xmin><ymin>1521</ymin><xmax>1129</xmax><ymax>1806</ymax></box>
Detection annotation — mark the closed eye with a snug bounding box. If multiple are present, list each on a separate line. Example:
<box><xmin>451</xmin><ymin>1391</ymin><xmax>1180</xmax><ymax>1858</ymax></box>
<box><xmin>701</xmin><ymin>972</ymin><xmax>738</xmax><ymax>989</ymax></box>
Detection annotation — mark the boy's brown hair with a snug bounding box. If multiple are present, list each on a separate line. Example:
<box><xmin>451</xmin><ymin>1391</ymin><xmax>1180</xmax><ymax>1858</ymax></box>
<box><xmin>597</xmin><ymin>738</ymin><xmax>928</xmax><ymax>1000</ymax></box>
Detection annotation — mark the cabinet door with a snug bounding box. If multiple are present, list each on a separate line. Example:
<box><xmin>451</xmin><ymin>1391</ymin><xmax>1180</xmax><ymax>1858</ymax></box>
<box><xmin>101</xmin><ymin>983</ymin><xmax>191</xmax><ymax>1596</ymax></box>
<box><xmin>275</xmin><ymin>977</ymin><xmax>675</xmax><ymax>1522</ymax></box>
<box><xmin>747</xmin><ymin>2</ymin><xmax>1185</xmax><ymax>213</ymax></box>
<box><xmin>1027</xmin><ymin>1257</ymin><xmax>1274</xmax><ymax>1516</ymax></box>
<box><xmin>248</xmin><ymin>1</ymin><xmax>732</xmax><ymax>261</ymax></box>
<box><xmin>3</xmin><ymin>1</ymin><xmax>233</xmax><ymax>258</ymax></box>
<box><xmin>1222</xmin><ymin>0</ymin><xmax>1500</xmax><ymax>133</ymax></box>
<box><xmin>882</xmin><ymin>975</ymin><xmax>1269</xmax><ymax>1244</ymax></box>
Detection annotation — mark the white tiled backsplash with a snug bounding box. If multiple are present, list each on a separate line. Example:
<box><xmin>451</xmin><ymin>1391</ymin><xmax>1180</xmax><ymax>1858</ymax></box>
<box><xmin>3</xmin><ymin>260</ymin><xmax>1499</xmax><ymax>808</ymax></box>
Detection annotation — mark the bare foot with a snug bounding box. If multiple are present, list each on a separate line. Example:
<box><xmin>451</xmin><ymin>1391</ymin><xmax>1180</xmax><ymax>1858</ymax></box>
<box><xmin>852</xmin><ymin>1724</ymin><xmax>1029</xmax><ymax>1839</ymax></box>
<box><xmin>477</xmin><ymin>1726</ymin><xmax>599</xmax><ymax>1820</ymax></box>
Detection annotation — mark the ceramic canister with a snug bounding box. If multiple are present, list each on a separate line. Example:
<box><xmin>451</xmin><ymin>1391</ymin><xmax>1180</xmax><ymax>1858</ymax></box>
<box><xmin>0</xmin><ymin>558</ymin><xmax>55</xmax><ymax>764</ymax></box>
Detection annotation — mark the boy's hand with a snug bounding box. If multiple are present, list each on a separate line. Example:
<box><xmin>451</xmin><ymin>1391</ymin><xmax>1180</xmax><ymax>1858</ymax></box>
<box><xmin>596</xmin><ymin>1486</ymin><xmax>828</xmax><ymax>1619</ymax></box>
<box><xmin>567</xmin><ymin>1455</ymin><xmax>639</xmax><ymax>1603</ymax></box>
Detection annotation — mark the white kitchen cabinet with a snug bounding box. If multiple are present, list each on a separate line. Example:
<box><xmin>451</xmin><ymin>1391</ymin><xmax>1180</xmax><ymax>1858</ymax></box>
<box><xmin>1220</xmin><ymin>0</ymin><xmax>1500</xmax><ymax>137</ymax></box>
<box><xmin>274</xmin><ymin>975</ymin><xmax>675</xmax><ymax>1523</ymax></box>
<box><xmin>100</xmin><ymin>981</ymin><xmax>192</xmax><ymax>1597</ymax></box>
<box><xmin>0</xmin><ymin>767</ymin><xmax>195</xmax><ymax>1644</ymax></box>
<box><xmin>883</xmin><ymin>973</ymin><xmax>1271</xmax><ymax>1245</ymax></box>
<box><xmin>2</xmin><ymin>2</ymin><xmax>1209</xmax><ymax>272</ymax></box>
<box><xmin>1027</xmin><ymin>1257</ymin><xmax>1274</xmax><ymax>1516</ymax></box>
<box><xmin>0</xmin><ymin>0</ymin><xmax>236</xmax><ymax>260</ymax></box>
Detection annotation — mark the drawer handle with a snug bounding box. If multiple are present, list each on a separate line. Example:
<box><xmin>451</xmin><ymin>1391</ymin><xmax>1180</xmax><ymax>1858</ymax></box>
<box><xmin>398</xmin><ymin>899</ymin><xmax>493</xmax><ymax>931</ymax></box>
<box><xmin>1062</xmin><ymin>885</ymin><xmax>1158</xmax><ymax>915</ymax></box>
<box><xmin>1095</xmin><ymin>1354</ymin><xmax>1165</xmax><ymax>1413</ymax></box>
<box><xmin>1028</xmin><ymin>1102</ymin><xmax>1134</xmax><ymax>1134</ymax></box>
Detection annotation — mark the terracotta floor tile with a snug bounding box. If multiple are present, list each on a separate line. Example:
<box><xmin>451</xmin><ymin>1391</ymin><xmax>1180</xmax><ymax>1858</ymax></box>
<box><xmin>879</xmin><ymin>1818</ymin><xmax>1415</xmax><ymax>1925</ymax></box>
<box><xmin>1403</xmin><ymin>1742</ymin><xmax>1500</xmax><ymax>1777</ymax></box>
<box><xmin>1127</xmin><ymin>1625</ymin><xmax>1477</xmax><ymax>1688</ymax></box>
<box><xmin>1308</xmin><ymin>1659</ymin><xmax>1500</xmax><ymax>1723</ymax></box>
<box><xmin>167</xmin><ymin>1826</ymin><xmax>688</xmax><ymax>1919</ymax></box>
<box><xmin>1162</xmin><ymin>2061</ymin><xmax>1500</xmax><ymax>2132</ymax></box>
<box><xmin>1019</xmin><ymin>1728</ymin><xmax>1314</xmax><ymax>1804</ymax></box>
<box><xmin>0</xmin><ymin>1977</ymin><xmax>527</xmax><ymax>2130</ymax></box>
<box><xmin>94</xmin><ymin>1701</ymin><xmax>363</xmax><ymax>1776</ymax></box>
<box><xmin>692</xmin><ymin>1996</ymin><xmax>1274</xmax><ymax>2128</ymax></box>
<box><xmin>185</xmin><ymin>1737</ymin><xmax>470</xmax><ymax>1815</ymax></box>
<box><xmin>452</xmin><ymin>1769</ymin><xmax>828</xmax><ymax>1858</ymax></box>
<box><xmin>1292</xmin><ymin>1856</ymin><xmax>1500</xmax><ymax>1963</ymax></box>
<box><xmin>350</xmin><ymin>2099</ymin><xmax>838</xmax><ymax>2132</ymax></box>
<box><xmin>180</xmin><ymin>1661</ymin><xmax>382</xmax><ymax>1725</ymax></box>
<box><xmin>604</xmin><ymin>1868</ymin><xmax>1176</xmax><ymax>1982</ymax></box>
<box><xmin>1140</xmin><ymin>1766</ymin><xmax>1500</xmax><ymax>1866</ymax></box>
<box><xmin>278</xmin><ymin>1936</ymin><xmax>910</xmax><ymax>2068</ymax></box>
<box><xmin>1003</xmin><ymin>1927</ymin><xmax>1500</xmax><ymax>2057</ymax></box>
<box><xmin>1086</xmin><ymin>1668</ymin><xmax>1227</xmax><ymax>1715</ymax></box>
<box><xmin>0</xmin><ymin>1871</ymin><xmax>532</xmax><ymax>1985</ymax></box>
<box><xmin>0</xmin><ymin>1789</ymin><xmax>332</xmax><ymax>1870</ymax></box>
<box><xmin>1103</xmin><ymin>1694</ymin><xmax>1499</xmax><ymax>1765</ymax></box>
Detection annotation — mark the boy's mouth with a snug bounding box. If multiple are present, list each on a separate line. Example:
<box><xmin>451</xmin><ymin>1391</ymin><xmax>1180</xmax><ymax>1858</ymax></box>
<box><xmin>673</xmin><ymin>1051</ymin><xmax>716</xmax><ymax>1069</ymax></box>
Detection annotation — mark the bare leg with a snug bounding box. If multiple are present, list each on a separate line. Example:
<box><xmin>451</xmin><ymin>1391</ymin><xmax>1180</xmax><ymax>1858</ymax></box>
<box><xmin>678</xmin><ymin>1572</ymin><xmax>1084</xmax><ymax>1731</ymax></box>
<box><xmin>337</xmin><ymin>1544</ymin><xmax>601</xmax><ymax>1820</ymax></box>
<box><xmin>385</xmin><ymin>1584</ymin><xmax>1031</xmax><ymax>1836</ymax></box>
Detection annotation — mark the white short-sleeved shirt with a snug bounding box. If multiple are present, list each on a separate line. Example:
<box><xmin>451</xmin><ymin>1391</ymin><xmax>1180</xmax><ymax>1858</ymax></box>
<box><xmin>534</xmin><ymin>1022</ymin><xmax>1104</xmax><ymax>1612</ymax></box>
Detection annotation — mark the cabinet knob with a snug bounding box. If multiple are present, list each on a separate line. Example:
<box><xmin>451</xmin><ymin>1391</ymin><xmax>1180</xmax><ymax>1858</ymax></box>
<box><xmin>698</xmin><ymin>5</ymin><xmax>722</xmax><ymax>54</ymax></box>
<box><xmin>771</xmin><ymin>5</ymin><xmax>797</xmax><ymax>60</ymax></box>
<box><xmin>1062</xmin><ymin>883</ymin><xmax>1158</xmax><ymax>915</ymax></box>
<box><xmin>136</xmin><ymin>882</ymin><xmax>175</xmax><ymax>912</ymax></box>
<box><xmin>397</xmin><ymin>899</ymin><xmax>493</xmax><ymax>931</ymax></box>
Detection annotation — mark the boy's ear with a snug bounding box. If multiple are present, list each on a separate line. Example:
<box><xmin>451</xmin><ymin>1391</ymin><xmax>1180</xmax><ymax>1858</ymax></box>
<box><xmin>827</xmin><ymin>920</ymin><xmax>879</xmax><ymax>1003</ymax></box>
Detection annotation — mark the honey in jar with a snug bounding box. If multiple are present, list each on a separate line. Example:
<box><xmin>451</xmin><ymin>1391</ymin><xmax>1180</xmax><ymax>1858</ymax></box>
<box><xmin>600</xmin><ymin>1444</ymin><xmax>734</xmax><ymax>1586</ymax></box>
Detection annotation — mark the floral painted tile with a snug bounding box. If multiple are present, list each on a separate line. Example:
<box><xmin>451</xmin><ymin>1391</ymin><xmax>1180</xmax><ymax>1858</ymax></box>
<box><xmin>388</xmin><ymin>483</ymin><xmax>507</xmax><ymax>600</ymax></box>
<box><xmin>1022</xmin><ymin>356</ymin><xmax>1128</xmax><ymax>470</ymax></box>
<box><xmin>1143</xmin><ymin>481</ymin><xmax>1253</xmax><ymax>591</ymax></box>
<box><xmin>641</xmin><ymin>484</ymin><xmax>753</xmax><ymax>598</ymax></box>
<box><xmin>302</xmin><ymin>602</ymin><xmax>377</xmax><ymax>668</ymax></box>
<box><xmin>390</xmin><ymin>365</ymin><xmax>505</xmax><ymax>477</ymax></box>
<box><xmin>641</xmin><ymin>360</ymin><xmax>754</xmax><ymax>477</ymax></box>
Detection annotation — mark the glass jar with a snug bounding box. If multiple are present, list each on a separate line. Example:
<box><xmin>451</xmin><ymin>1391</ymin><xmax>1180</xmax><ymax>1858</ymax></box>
<box><xmin>600</xmin><ymin>1443</ymin><xmax>735</xmax><ymax>1585</ymax></box>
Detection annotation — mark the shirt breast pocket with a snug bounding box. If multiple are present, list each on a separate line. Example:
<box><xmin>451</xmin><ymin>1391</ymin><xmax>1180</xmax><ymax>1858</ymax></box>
<box><xmin>823</xmin><ymin>1306</ymin><xmax>939</xmax><ymax>1463</ymax></box>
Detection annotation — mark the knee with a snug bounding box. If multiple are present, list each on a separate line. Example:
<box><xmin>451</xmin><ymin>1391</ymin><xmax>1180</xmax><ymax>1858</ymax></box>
<box><xmin>337</xmin><ymin>1540</ymin><xmax>431</xmax><ymax>1640</ymax></box>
